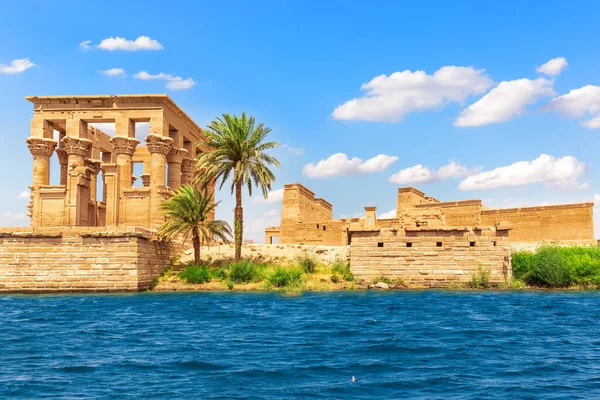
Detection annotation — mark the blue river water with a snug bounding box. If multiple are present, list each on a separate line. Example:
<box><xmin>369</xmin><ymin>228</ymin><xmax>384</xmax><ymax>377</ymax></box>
<box><xmin>1</xmin><ymin>291</ymin><xmax>600</xmax><ymax>399</ymax></box>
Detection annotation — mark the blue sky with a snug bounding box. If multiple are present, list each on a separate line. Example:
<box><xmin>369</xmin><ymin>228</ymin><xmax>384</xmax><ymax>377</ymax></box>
<box><xmin>2</xmin><ymin>0</ymin><xmax>600</xmax><ymax>241</ymax></box>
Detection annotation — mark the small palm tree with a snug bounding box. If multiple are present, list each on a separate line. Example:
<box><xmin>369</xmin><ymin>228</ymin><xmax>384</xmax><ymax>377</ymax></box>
<box><xmin>195</xmin><ymin>112</ymin><xmax>279</xmax><ymax>261</ymax></box>
<box><xmin>158</xmin><ymin>184</ymin><xmax>232</xmax><ymax>266</ymax></box>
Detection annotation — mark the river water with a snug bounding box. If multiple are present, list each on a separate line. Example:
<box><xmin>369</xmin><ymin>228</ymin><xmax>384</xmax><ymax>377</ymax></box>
<box><xmin>1</xmin><ymin>291</ymin><xmax>600</xmax><ymax>399</ymax></box>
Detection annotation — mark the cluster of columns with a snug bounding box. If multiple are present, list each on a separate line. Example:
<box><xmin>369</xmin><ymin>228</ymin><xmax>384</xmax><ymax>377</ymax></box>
<box><xmin>26</xmin><ymin>119</ymin><xmax>209</xmax><ymax>228</ymax></box>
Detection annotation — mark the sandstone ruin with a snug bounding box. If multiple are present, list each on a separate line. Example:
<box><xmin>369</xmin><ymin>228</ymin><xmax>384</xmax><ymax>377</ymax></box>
<box><xmin>264</xmin><ymin>184</ymin><xmax>595</xmax><ymax>286</ymax></box>
<box><xmin>0</xmin><ymin>95</ymin><xmax>211</xmax><ymax>292</ymax></box>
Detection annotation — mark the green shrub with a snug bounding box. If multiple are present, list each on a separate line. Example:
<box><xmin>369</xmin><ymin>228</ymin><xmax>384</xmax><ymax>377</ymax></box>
<box><xmin>531</xmin><ymin>246</ymin><xmax>572</xmax><ymax>287</ymax></box>
<box><xmin>297</xmin><ymin>253</ymin><xmax>318</xmax><ymax>274</ymax></box>
<box><xmin>470</xmin><ymin>267</ymin><xmax>490</xmax><ymax>288</ymax></box>
<box><xmin>178</xmin><ymin>264</ymin><xmax>211</xmax><ymax>284</ymax></box>
<box><xmin>229</xmin><ymin>260</ymin><xmax>260</xmax><ymax>283</ymax></box>
<box><xmin>330</xmin><ymin>274</ymin><xmax>340</xmax><ymax>283</ymax></box>
<box><xmin>268</xmin><ymin>267</ymin><xmax>304</xmax><ymax>288</ymax></box>
<box><xmin>332</xmin><ymin>261</ymin><xmax>354</xmax><ymax>281</ymax></box>
<box><xmin>226</xmin><ymin>279</ymin><xmax>234</xmax><ymax>290</ymax></box>
<box><xmin>210</xmin><ymin>266</ymin><xmax>228</xmax><ymax>281</ymax></box>
<box><xmin>373</xmin><ymin>276</ymin><xmax>393</xmax><ymax>285</ymax></box>
<box><xmin>512</xmin><ymin>250</ymin><xmax>536</xmax><ymax>282</ymax></box>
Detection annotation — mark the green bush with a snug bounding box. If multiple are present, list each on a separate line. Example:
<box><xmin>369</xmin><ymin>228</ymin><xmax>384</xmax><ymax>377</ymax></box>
<box><xmin>229</xmin><ymin>260</ymin><xmax>260</xmax><ymax>283</ymax></box>
<box><xmin>297</xmin><ymin>253</ymin><xmax>318</xmax><ymax>274</ymax></box>
<box><xmin>179</xmin><ymin>264</ymin><xmax>211</xmax><ymax>284</ymax></box>
<box><xmin>210</xmin><ymin>266</ymin><xmax>228</xmax><ymax>281</ymax></box>
<box><xmin>512</xmin><ymin>245</ymin><xmax>600</xmax><ymax>288</ymax></box>
<box><xmin>226</xmin><ymin>279</ymin><xmax>234</xmax><ymax>290</ymax></box>
<box><xmin>330</xmin><ymin>274</ymin><xmax>340</xmax><ymax>283</ymax></box>
<box><xmin>470</xmin><ymin>267</ymin><xmax>490</xmax><ymax>288</ymax></box>
<box><xmin>332</xmin><ymin>261</ymin><xmax>354</xmax><ymax>281</ymax></box>
<box><xmin>268</xmin><ymin>267</ymin><xmax>304</xmax><ymax>288</ymax></box>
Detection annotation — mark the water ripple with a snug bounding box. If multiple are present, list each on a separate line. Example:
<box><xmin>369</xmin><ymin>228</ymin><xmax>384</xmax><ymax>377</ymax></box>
<box><xmin>1</xmin><ymin>291</ymin><xmax>600</xmax><ymax>398</ymax></box>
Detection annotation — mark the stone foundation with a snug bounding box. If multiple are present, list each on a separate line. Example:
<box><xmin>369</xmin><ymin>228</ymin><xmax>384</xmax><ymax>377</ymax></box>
<box><xmin>350</xmin><ymin>226</ymin><xmax>512</xmax><ymax>287</ymax></box>
<box><xmin>0</xmin><ymin>227</ymin><xmax>181</xmax><ymax>293</ymax></box>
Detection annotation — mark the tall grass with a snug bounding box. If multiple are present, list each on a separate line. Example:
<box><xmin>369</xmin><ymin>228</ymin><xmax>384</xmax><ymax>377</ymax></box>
<box><xmin>296</xmin><ymin>253</ymin><xmax>318</xmax><ymax>274</ymax></box>
<box><xmin>331</xmin><ymin>261</ymin><xmax>354</xmax><ymax>282</ymax></box>
<box><xmin>512</xmin><ymin>245</ymin><xmax>600</xmax><ymax>288</ymax></box>
<box><xmin>229</xmin><ymin>260</ymin><xmax>262</xmax><ymax>284</ymax></box>
<box><xmin>178</xmin><ymin>264</ymin><xmax>211</xmax><ymax>284</ymax></box>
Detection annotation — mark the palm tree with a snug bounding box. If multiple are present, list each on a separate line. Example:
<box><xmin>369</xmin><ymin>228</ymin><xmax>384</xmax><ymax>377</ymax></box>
<box><xmin>195</xmin><ymin>112</ymin><xmax>279</xmax><ymax>261</ymax></box>
<box><xmin>158</xmin><ymin>184</ymin><xmax>232</xmax><ymax>266</ymax></box>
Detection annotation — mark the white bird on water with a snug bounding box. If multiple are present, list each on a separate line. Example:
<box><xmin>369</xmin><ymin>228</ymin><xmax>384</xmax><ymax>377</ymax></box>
<box><xmin>351</xmin><ymin>376</ymin><xmax>358</xmax><ymax>382</ymax></box>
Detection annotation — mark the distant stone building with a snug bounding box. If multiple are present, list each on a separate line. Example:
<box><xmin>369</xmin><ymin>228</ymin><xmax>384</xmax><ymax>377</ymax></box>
<box><xmin>265</xmin><ymin>184</ymin><xmax>595</xmax><ymax>246</ymax></box>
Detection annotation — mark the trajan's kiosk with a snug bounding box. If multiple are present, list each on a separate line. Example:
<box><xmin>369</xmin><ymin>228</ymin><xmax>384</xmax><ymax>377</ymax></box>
<box><xmin>0</xmin><ymin>94</ymin><xmax>595</xmax><ymax>292</ymax></box>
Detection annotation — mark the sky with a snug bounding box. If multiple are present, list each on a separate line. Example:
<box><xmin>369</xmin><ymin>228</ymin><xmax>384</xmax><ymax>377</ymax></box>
<box><xmin>2</xmin><ymin>0</ymin><xmax>600</xmax><ymax>242</ymax></box>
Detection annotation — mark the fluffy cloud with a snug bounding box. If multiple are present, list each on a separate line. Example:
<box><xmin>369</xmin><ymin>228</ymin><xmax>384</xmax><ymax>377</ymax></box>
<box><xmin>251</xmin><ymin>188</ymin><xmax>284</xmax><ymax>204</ymax></box>
<box><xmin>547</xmin><ymin>85</ymin><xmax>600</xmax><ymax>128</ymax></box>
<box><xmin>594</xmin><ymin>194</ymin><xmax>600</xmax><ymax>204</ymax></box>
<box><xmin>332</xmin><ymin>66</ymin><xmax>493</xmax><ymax>122</ymax></box>
<box><xmin>454</xmin><ymin>78</ymin><xmax>555</xmax><ymax>127</ymax></box>
<box><xmin>133</xmin><ymin>71</ymin><xmax>196</xmax><ymax>91</ymax></box>
<box><xmin>17</xmin><ymin>191</ymin><xmax>29</xmax><ymax>199</ymax></box>
<box><xmin>303</xmin><ymin>153</ymin><xmax>398</xmax><ymax>178</ymax></box>
<box><xmin>0</xmin><ymin>58</ymin><xmax>35</xmax><ymax>74</ymax></box>
<box><xmin>378</xmin><ymin>209</ymin><xmax>396</xmax><ymax>219</ymax></box>
<box><xmin>458</xmin><ymin>154</ymin><xmax>587</xmax><ymax>191</ymax></box>
<box><xmin>81</xmin><ymin>36</ymin><xmax>164</xmax><ymax>51</ymax></box>
<box><xmin>100</xmin><ymin>68</ymin><xmax>126</xmax><ymax>77</ymax></box>
<box><xmin>536</xmin><ymin>57</ymin><xmax>568</xmax><ymax>76</ymax></box>
<box><xmin>388</xmin><ymin>161</ymin><xmax>475</xmax><ymax>185</ymax></box>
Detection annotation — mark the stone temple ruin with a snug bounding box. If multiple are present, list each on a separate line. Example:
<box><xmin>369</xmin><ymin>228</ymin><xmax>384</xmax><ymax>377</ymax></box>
<box><xmin>0</xmin><ymin>95</ymin><xmax>215</xmax><ymax>292</ymax></box>
<box><xmin>265</xmin><ymin>184</ymin><xmax>595</xmax><ymax>286</ymax></box>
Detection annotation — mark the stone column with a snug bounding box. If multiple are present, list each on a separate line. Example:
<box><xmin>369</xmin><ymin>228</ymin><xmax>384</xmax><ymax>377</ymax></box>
<box><xmin>110</xmin><ymin>136</ymin><xmax>139</xmax><ymax>225</ymax></box>
<box><xmin>146</xmin><ymin>135</ymin><xmax>173</xmax><ymax>227</ymax></box>
<box><xmin>102</xmin><ymin>164</ymin><xmax>119</xmax><ymax>227</ymax></box>
<box><xmin>181</xmin><ymin>158</ymin><xmax>195</xmax><ymax>186</ymax></box>
<box><xmin>166</xmin><ymin>147</ymin><xmax>188</xmax><ymax>189</ymax></box>
<box><xmin>62</xmin><ymin>137</ymin><xmax>93</xmax><ymax>226</ymax></box>
<box><xmin>26</xmin><ymin>137</ymin><xmax>57</xmax><ymax>186</ymax></box>
<box><xmin>146</xmin><ymin>135</ymin><xmax>173</xmax><ymax>187</ymax></box>
<box><xmin>85</xmin><ymin>159</ymin><xmax>102</xmax><ymax>201</ymax></box>
<box><xmin>56</xmin><ymin>148</ymin><xmax>68</xmax><ymax>185</ymax></box>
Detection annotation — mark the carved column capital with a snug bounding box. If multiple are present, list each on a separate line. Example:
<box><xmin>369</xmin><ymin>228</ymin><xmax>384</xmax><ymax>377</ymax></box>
<box><xmin>167</xmin><ymin>147</ymin><xmax>188</xmax><ymax>164</ymax></box>
<box><xmin>110</xmin><ymin>136</ymin><xmax>140</xmax><ymax>156</ymax></box>
<box><xmin>181</xmin><ymin>157</ymin><xmax>196</xmax><ymax>174</ymax></box>
<box><xmin>26</xmin><ymin>137</ymin><xmax>57</xmax><ymax>157</ymax></box>
<box><xmin>140</xmin><ymin>173</ymin><xmax>151</xmax><ymax>187</ymax></box>
<box><xmin>85</xmin><ymin>159</ymin><xmax>102</xmax><ymax>175</ymax></box>
<box><xmin>62</xmin><ymin>137</ymin><xmax>93</xmax><ymax>157</ymax></box>
<box><xmin>146</xmin><ymin>135</ymin><xmax>173</xmax><ymax>155</ymax></box>
<box><xmin>56</xmin><ymin>148</ymin><xmax>68</xmax><ymax>165</ymax></box>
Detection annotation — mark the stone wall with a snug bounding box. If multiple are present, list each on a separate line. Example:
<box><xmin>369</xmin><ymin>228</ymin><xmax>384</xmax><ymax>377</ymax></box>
<box><xmin>279</xmin><ymin>220</ymin><xmax>349</xmax><ymax>246</ymax></box>
<box><xmin>0</xmin><ymin>227</ymin><xmax>181</xmax><ymax>292</ymax></box>
<box><xmin>350</xmin><ymin>227</ymin><xmax>511</xmax><ymax>287</ymax></box>
<box><xmin>481</xmin><ymin>203</ymin><xmax>594</xmax><ymax>243</ymax></box>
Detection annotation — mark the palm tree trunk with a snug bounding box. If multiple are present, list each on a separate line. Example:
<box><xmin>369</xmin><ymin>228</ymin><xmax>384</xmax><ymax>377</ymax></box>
<box><xmin>192</xmin><ymin>226</ymin><xmax>201</xmax><ymax>266</ymax></box>
<box><xmin>234</xmin><ymin>180</ymin><xmax>243</xmax><ymax>261</ymax></box>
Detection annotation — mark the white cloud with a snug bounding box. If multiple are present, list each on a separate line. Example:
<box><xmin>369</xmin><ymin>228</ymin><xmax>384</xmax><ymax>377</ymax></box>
<box><xmin>100</xmin><ymin>68</ymin><xmax>126</xmax><ymax>77</ymax></box>
<box><xmin>1</xmin><ymin>211</ymin><xmax>27</xmax><ymax>220</ymax></box>
<box><xmin>547</xmin><ymin>85</ymin><xmax>600</xmax><ymax>129</ymax></box>
<box><xmin>388</xmin><ymin>161</ymin><xmax>475</xmax><ymax>185</ymax></box>
<box><xmin>303</xmin><ymin>153</ymin><xmax>398</xmax><ymax>178</ymax></box>
<box><xmin>455</xmin><ymin>78</ymin><xmax>555</xmax><ymax>127</ymax></box>
<box><xmin>133</xmin><ymin>71</ymin><xmax>196</xmax><ymax>91</ymax></box>
<box><xmin>594</xmin><ymin>194</ymin><xmax>600</xmax><ymax>204</ymax></box>
<box><xmin>332</xmin><ymin>65</ymin><xmax>493</xmax><ymax>122</ymax></box>
<box><xmin>0</xmin><ymin>58</ymin><xmax>35</xmax><ymax>74</ymax></box>
<box><xmin>263</xmin><ymin>208</ymin><xmax>281</xmax><ymax>217</ymax></box>
<box><xmin>84</xmin><ymin>36</ymin><xmax>164</xmax><ymax>51</ymax></box>
<box><xmin>378</xmin><ymin>209</ymin><xmax>396</xmax><ymax>219</ymax></box>
<box><xmin>458</xmin><ymin>154</ymin><xmax>587</xmax><ymax>191</ymax></box>
<box><xmin>252</xmin><ymin>188</ymin><xmax>284</xmax><ymax>204</ymax></box>
<box><xmin>282</xmin><ymin>144</ymin><xmax>304</xmax><ymax>155</ymax></box>
<box><xmin>17</xmin><ymin>191</ymin><xmax>29</xmax><ymax>199</ymax></box>
<box><xmin>536</xmin><ymin>57</ymin><xmax>568</xmax><ymax>76</ymax></box>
